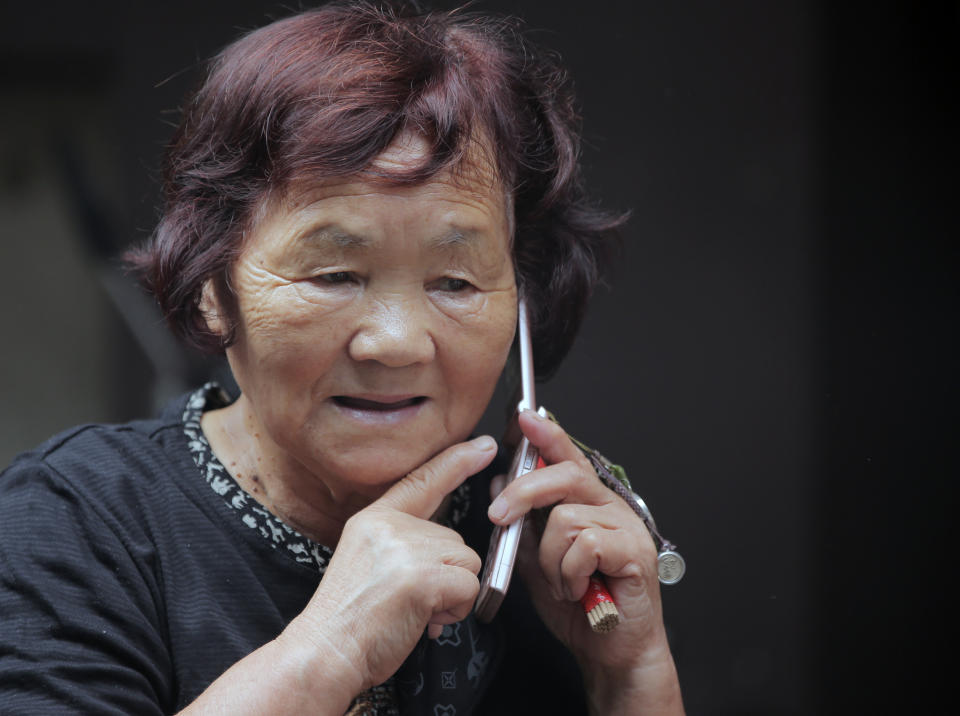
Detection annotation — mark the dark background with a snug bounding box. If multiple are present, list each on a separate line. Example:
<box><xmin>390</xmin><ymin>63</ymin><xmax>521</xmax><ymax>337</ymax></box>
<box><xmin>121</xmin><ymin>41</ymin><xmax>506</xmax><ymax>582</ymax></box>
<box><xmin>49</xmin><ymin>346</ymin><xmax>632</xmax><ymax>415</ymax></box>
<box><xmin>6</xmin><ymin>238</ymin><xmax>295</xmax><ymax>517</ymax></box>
<box><xmin>1</xmin><ymin>1</ymin><xmax>955</xmax><ymax>713</ymax></box>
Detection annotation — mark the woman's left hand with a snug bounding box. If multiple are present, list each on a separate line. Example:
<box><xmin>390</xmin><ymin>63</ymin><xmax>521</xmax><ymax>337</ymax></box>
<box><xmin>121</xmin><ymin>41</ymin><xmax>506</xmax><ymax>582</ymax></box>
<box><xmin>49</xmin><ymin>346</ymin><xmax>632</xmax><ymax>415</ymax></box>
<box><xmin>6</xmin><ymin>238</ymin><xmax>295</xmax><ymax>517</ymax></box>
<box><xmin>487</xmin><ymin>409</ymin><xmax>684</xmax><ymax>714</ymax></box>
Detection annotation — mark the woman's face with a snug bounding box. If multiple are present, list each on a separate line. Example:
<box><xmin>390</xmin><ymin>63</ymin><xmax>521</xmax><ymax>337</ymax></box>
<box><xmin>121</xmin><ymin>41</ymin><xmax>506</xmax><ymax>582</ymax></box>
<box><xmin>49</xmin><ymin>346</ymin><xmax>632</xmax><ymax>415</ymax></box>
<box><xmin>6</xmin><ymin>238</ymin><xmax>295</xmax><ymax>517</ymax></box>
<box><xmin>218</xmin><ymin>141</ymin><xmax>517</xmax><ymax>498</ymax></box>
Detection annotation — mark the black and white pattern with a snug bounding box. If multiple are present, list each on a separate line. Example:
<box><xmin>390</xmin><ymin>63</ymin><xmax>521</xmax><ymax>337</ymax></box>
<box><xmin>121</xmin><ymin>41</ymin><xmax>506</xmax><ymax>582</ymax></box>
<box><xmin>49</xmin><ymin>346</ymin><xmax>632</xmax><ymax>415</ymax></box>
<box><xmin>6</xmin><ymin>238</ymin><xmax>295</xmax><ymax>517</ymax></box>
<box><xmin>182</xmin><ymin>384</ymin><xmax>471</xmax><ymax>572</ymax></box>
<box><xmin>181</xmin><ymin>383</ymin><xmax>490</xmax><ymax>715</ymax></box>
<box><xmin>182</xmin><ymin>384</ymin><xmax>335</xmax><ymax>573</ymax></box>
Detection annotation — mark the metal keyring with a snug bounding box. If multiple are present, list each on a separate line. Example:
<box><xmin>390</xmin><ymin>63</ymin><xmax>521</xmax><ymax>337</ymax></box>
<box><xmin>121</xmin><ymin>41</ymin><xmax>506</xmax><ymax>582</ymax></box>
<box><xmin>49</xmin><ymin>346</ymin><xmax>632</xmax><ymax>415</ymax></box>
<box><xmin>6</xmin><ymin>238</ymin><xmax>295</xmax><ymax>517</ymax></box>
<box><xmin>558</xmin><ymin>422</ymin><xmax>687</xmax><ymax>587</ymax></box>
<box><xmin>630</xmin><ymin>491</ymin><xmax>658</xmax><ymax>531</ymax></box>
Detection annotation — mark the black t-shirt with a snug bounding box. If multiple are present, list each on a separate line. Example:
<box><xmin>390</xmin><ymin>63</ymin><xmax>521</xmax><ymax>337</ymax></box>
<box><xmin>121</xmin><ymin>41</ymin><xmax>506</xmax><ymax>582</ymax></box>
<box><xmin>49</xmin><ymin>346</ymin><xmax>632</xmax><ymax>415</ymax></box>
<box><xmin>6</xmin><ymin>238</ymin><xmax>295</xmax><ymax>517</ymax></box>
<box><xmin>0</xmin><ymin>388</ymin><xmax>586</xmax><ymax>715</ymax></box>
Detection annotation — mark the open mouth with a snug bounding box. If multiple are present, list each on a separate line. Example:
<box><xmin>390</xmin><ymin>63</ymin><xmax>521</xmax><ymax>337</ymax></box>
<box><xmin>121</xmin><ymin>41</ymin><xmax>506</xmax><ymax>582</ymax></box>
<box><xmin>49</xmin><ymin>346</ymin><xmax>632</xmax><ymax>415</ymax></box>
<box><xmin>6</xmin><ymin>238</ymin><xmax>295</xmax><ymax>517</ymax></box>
<box><xmin>333</xmin><ymin>396</ymin><xmax>427</xmax><ymax>412</ymax></box>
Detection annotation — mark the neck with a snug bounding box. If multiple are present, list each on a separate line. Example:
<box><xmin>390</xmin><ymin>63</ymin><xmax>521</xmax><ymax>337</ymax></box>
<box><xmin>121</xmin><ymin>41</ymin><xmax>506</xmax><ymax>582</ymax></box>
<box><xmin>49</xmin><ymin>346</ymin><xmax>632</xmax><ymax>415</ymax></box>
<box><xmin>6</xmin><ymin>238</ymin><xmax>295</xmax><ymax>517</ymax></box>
<box><xmin>200</xmin><ymin>396</ymin><xmax>377</xmax><ymax>546</ymax></box>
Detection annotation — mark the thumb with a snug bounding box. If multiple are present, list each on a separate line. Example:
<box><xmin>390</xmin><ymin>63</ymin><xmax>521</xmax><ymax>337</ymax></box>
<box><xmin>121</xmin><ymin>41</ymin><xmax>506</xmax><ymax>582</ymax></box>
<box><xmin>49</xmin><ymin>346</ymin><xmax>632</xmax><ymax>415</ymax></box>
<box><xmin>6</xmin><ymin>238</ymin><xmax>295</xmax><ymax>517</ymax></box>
<box><xmin>374</xmin><ymin>435</ymin><xmax>497</xmax><ymax>518</ymax></box>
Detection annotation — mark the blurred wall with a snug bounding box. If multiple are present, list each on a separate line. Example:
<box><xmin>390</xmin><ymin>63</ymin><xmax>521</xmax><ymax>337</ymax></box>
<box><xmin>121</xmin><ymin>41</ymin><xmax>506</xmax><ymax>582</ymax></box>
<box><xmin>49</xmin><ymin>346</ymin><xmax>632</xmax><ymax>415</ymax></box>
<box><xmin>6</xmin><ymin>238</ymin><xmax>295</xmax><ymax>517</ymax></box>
<box><xmin>0</xmin><ymin>88</ymin><xmax>117</xmax><ymax>460</ymax></box>
<box><xmin>1</xmin><ymin>1</ymin><xmax>955</xmax><ymax>713</ymax></box>
<box><xmin>815</xmin><ymin>3</ymin><xmax>956</xmax><ymax>712</ymax></box>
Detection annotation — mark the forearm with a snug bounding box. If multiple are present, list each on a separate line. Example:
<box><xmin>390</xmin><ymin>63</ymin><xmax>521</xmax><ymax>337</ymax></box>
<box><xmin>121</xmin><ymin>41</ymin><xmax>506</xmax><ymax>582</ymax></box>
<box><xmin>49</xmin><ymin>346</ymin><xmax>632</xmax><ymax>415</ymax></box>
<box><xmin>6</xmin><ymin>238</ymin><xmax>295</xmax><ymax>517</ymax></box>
<box><xmin>177</xmin><ymin>623</ymin><xmax>363</xmax><ymax>716</ymax></box>
<box><xmin>581</xmin><ymin>638</ymin><xmax>685</xmax><ymax>716</ymax></box>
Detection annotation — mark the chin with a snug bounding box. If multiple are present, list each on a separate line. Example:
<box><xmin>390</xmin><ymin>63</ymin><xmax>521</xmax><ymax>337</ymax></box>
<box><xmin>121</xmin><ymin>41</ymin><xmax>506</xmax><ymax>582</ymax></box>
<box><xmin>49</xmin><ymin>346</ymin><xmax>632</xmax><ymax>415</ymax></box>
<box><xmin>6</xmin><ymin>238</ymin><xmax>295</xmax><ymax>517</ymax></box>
<box><xmin>318</xmin><ymin>444</ymin><xmax>443</xmax><ymax>490</ymax></box>
<box><xmin>295</xmin><ymin>419</ymin><xmax>478</xmax><ymax>491</ymax></box>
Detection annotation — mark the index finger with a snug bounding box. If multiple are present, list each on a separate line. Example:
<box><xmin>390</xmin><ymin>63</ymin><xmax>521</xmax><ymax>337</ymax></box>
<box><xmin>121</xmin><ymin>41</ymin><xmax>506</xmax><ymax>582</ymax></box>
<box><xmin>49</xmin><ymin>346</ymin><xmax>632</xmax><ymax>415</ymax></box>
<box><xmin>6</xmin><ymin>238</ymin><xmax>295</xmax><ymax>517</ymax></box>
<box><xmin>517</xmin><ymin>409</ymin><xmax>594</xmax><ymax>470</ymax></box>
<box><xmin>374</xmin><ymin>435</ymin><xmax>497</xmax><ymax>518</ymax></box>
<box><xmin>487</xmin><ymin>412</ymin><xmax>613</xmax><ymax>524</ymax></box>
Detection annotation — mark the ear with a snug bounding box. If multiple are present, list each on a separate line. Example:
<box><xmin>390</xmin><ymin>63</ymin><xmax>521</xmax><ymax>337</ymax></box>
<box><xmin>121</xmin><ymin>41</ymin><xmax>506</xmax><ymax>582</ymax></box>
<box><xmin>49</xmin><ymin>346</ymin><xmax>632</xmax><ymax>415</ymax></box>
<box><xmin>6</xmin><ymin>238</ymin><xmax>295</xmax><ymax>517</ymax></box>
<box><xmin>198</xmin><ymin>279</ymin><xmax>226</xmax><ymax>338</ymax></box>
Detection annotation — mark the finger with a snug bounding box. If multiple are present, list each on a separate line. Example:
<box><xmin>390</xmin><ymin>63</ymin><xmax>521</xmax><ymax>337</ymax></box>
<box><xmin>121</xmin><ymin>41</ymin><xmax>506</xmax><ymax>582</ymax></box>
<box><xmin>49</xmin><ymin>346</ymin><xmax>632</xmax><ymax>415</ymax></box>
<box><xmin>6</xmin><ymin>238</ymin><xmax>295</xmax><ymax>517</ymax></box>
<box><xmin>440</xmin><ymin>542</ymin><xmax>482</xmax><ymax>575</ymax></box>
<box><xmin>560</xmin><ymin>525</ymin><xmax>652</xmax><ymax>601</ymax></box>
<box><xmin>427</xmin><ymin>564</ymin><xmax>480</xmax><ymax>624</ymax></box>
<box><xmin>489</xmin><ymin>473</ymin><xmax>506</xmax><ymax>500</ymax></box>
<box><xmin>376</xmin><ymin>435</ymin><xmax>497</xmax><ymax>518</ymax></box>
<box><xmin>537</xmin><ymin>502</ymin><xmax>626</xmax><ymax>599</ymax></box>
<box><xmin>487</xmin><ymin>460</ymin><xmax>614</xmax><ymax>525</ymax></box>
<box><xmin>514</xmin><ymin>509</ymin><xmax>557</xmax><ymax>600</ymax></box>
<box><xmin>430</xmin><ymin>596</ymin><xmax>477</xmax><ymax>629</ymax></box>
<box><xmin>517</xmin><ymin>409</ymin><xmax>593</xmax><ymax>470</ymax></box>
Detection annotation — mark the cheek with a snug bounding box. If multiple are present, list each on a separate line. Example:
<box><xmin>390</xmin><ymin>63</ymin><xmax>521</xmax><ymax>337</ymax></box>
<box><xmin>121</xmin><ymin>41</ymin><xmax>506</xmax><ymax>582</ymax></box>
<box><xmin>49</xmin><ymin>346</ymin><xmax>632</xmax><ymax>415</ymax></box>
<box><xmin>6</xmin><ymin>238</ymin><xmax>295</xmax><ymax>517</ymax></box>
<box><xmin>237</xmin><ymin>280</ymin><xmax>342</xmax><ymax>344</ymax></box>
<box><xmin>231</xmin><ymin>259</ymin><xmax>350</xmax><ymax>340</ymax></box>
<box><xmin>229</xmin><ymin>286</ymin><xmax>351</xmax><ymax>395</ymax></box>
<box><xmin>442</xmin><ymin>292</ymin><xmax>517</xmax><ymax>421</ymax></box>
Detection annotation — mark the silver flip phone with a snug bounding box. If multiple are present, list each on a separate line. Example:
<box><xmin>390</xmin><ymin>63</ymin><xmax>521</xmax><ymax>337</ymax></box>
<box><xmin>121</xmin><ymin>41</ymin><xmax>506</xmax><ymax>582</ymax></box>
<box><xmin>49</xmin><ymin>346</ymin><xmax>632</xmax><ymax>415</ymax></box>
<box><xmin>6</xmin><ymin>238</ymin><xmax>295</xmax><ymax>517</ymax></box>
<box><xmin>474</xmin><ymin>298</ymin><xmax>543</xmax><ymax>623</ymax></box>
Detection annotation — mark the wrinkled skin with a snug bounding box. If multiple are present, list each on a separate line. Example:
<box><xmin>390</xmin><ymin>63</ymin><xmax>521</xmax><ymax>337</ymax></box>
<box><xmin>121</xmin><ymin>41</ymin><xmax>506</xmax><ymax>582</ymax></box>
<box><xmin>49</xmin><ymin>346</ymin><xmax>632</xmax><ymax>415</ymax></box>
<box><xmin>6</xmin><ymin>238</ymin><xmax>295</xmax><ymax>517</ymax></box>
<box><xmin>490</xmin><ymin>411</ymin><xmax>682</xmax><ymax>714</ymax></box>
<box><xmin>201</xmin><ymin>137</ymin><xmax>518</xmax><ymax>545</ymax></box>
<box><xmin>189</xmin><ymin>137</ymin><xmax>683</xmax><ymax>715</ymax></box>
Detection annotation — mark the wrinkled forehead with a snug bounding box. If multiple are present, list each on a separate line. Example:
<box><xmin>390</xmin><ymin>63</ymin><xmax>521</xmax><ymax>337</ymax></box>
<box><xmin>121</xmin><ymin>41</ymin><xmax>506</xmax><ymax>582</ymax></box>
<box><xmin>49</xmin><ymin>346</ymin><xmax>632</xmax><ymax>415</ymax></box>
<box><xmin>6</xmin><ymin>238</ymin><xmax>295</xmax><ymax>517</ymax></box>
<box><xmin>272</xmin><ymin>132</ymin><xmax>515</xmax><ymax>237</ymax></box>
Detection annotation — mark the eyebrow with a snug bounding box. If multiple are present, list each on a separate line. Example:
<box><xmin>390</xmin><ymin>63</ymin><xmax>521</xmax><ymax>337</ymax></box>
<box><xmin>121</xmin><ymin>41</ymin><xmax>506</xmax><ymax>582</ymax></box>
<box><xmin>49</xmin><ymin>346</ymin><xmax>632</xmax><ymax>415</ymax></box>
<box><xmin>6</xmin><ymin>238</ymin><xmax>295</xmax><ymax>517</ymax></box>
<box><xmin>298</xmin><ymin>227</ymin><xmax>371</xmax><ymax>250</ymax></box>
<box><xmin>298</xmin><ymin>226</ymin><xmax>486</xmax><ymax>251</ymax></box>
<box><xmin>427</xmin><ymin>229</ymin><xmax>484</xmax><ymax>250</ymax></box>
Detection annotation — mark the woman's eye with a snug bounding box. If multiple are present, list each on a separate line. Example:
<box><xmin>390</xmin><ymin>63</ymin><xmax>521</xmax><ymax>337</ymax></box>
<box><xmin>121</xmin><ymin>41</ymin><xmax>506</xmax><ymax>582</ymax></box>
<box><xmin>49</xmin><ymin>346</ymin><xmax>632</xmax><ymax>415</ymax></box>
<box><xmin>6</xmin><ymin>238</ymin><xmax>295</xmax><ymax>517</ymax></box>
<box><xmin>437</xmin><ymin>277</ymin><xmax>472</xmax><ymax>292</ymax></box>
<box><xmin>316</xmin><ymin>271</ymin><xmax>355</xmax><ymax>284</ymax></box>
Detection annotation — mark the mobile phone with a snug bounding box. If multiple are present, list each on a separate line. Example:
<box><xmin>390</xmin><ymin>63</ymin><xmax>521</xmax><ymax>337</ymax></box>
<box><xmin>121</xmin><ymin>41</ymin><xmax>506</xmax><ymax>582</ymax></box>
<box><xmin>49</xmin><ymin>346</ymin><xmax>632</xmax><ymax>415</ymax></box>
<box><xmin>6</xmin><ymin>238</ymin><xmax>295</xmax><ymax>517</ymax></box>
<box><xmin>474</xmin><ymin>298</ymin><xmax>543</xmax><ymax>623</ymax></box>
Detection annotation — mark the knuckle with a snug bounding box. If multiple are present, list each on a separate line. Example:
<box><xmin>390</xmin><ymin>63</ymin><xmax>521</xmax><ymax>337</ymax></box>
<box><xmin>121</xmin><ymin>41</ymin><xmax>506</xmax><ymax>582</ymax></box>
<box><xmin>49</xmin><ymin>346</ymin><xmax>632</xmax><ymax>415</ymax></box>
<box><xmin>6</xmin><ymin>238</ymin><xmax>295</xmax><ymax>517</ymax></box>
<box><xmin>564</xmin><ymin>459</ymin><xmax>593</xmax><ymax>483</ymax></box>
<box><xmin>343</xmin><ymin>509</ymin><xmax>375</xmax><ymax>537</ymax></box>
<box><xmin>578</xmin><ymin>527</ymin><xmax>603</xmax><ymax>554</ymax></box>
<box><xmin>551</xmin><ymin>503</ymin><xmax>579</xmax><ymax>526</ymax></box>
<box><xmin>345</xmin><ymin>510</ymin><xmax>410</xmax><ymax>555</ymax></box>
<box><xmin>551</xmin><ymin>460</ymin><xmax>585</xmax><ymax>490</ymax></box>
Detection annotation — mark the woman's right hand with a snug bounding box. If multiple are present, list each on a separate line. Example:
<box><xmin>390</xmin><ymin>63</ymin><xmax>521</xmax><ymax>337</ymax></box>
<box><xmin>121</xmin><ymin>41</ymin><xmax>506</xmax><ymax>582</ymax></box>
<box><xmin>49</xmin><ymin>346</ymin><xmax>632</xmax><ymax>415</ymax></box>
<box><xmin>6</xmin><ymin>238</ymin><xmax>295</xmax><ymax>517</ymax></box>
<box><xmin>179</xmin><ymin>435</ymin><xmax>496</xmax><ymax>715</ymax></box>
<box><xmin>281</xmin><ymin>435</ymin><xmax>497</xmax><ymax>695</ymax></box>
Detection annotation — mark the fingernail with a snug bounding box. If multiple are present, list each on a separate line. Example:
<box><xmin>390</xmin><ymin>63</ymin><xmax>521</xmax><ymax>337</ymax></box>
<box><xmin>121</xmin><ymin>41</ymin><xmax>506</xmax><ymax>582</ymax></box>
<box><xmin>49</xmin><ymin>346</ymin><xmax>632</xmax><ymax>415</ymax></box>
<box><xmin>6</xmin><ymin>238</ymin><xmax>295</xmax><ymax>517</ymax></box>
<box><xmin>488</xmin><ymin>495</ymin><xmax>508</xmax><ymax>521</ymax></box>
<box><xmin>525</xmin><ymin>408</ymin><xmax>546</xmax><ymax>421</ymax></box>
<box><xmin>472</xmin><ymin>435</ymin><xmax>496</xmax><ymax>452</ymax></box>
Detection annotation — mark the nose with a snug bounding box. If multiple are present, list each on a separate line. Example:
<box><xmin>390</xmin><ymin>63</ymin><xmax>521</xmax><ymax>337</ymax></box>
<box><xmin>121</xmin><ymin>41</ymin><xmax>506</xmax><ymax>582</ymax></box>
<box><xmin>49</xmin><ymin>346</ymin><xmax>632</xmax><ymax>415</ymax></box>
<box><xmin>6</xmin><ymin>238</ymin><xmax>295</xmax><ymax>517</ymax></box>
<box><xmin>348</xmin><ymin>296</ymin><xmax>436</xmax><ymax>367</ymax></box>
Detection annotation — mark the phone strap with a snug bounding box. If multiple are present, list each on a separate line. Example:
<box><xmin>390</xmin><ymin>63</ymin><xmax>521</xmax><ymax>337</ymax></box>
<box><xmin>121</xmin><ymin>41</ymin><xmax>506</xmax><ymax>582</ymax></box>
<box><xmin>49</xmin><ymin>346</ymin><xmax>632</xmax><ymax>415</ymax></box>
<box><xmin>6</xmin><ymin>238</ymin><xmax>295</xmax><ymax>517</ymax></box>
<box><xmin>544</xmin><ymin>410</ymin><xmax>687</xmax><ymax>585</ymax></box>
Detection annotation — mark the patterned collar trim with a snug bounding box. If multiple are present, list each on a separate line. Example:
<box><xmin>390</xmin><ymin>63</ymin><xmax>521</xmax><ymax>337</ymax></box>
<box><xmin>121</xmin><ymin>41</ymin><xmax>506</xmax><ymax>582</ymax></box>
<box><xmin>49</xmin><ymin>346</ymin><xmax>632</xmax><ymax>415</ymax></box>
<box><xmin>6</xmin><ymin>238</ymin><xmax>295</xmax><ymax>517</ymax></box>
<box><xmin>181</xmin><ymin>383</ymin><xmax>497</xmax><ymax>716</ymax></box>
<box><xmin>180</xmin><ymin>383</ymin><xmax>471</xmax><ymax>575</ymax></box>
<box><xmin>181</xmin><ymin>384</ymin><xmax>333</xmax><ymax>573</ymax></box>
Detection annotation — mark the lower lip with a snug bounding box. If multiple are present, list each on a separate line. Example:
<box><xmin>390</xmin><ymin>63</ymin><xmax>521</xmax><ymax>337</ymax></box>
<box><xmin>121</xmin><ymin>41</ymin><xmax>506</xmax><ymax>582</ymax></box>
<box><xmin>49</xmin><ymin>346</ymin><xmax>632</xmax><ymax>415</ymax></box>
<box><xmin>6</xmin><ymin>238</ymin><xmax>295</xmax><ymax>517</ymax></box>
<box><xmin>331</xmin><ymin>398</ymin><xmax>427</xmax><ymax>425</ymax></box>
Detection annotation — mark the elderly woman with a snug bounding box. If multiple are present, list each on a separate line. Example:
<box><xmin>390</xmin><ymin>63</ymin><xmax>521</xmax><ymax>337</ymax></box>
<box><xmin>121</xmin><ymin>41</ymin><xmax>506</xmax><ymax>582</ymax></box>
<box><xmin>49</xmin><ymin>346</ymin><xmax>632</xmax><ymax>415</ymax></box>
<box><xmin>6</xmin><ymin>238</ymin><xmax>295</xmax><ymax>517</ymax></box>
<box><xmin>0</xmin><ymin>2</ymin><xmax>683</xmax><ymax>714</ymax></box>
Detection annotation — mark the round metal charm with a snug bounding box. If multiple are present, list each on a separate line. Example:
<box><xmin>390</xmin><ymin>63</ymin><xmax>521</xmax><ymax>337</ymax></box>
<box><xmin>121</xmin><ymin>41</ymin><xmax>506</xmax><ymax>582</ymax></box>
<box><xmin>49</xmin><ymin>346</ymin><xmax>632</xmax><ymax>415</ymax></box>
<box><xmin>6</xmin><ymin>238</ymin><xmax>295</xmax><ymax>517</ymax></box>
<box><xmin>657</xmin><ymin>550</ymin><xmax>686</xmax><ymax>585</ymax></box>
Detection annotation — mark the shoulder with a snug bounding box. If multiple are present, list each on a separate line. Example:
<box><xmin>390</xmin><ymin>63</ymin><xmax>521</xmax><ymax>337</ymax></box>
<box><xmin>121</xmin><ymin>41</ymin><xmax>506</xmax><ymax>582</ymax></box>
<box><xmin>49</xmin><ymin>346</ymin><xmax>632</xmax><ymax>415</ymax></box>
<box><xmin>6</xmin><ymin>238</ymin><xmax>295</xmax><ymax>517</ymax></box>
<box><xmin>4</xmin><ymin>412</ymin><xmax>176</xmax><ymax>485</ymax></box>
<box><xmin>0</xmin><ymin>391</ymin><xmax>198</xmax><ymax>548</ymax></box>
<box><xmin>0</xmin><ymin>414</ymin><xmax>190</xmax><ymax>715</ymax></box>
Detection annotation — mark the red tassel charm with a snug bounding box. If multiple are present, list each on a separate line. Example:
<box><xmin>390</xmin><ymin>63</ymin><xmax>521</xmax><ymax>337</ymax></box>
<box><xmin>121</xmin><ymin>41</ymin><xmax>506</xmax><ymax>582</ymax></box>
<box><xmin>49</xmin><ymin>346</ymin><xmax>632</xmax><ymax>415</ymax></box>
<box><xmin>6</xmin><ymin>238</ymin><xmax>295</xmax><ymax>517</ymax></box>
<box><xmin>580</xmin><ymin>574</ymin><xmax>620</xmax><ymax>633</ymax></box>
<box><xmin>533</xmin><ymin>457</ymin><xmax>621</xmax><ymax>633</ymax></box>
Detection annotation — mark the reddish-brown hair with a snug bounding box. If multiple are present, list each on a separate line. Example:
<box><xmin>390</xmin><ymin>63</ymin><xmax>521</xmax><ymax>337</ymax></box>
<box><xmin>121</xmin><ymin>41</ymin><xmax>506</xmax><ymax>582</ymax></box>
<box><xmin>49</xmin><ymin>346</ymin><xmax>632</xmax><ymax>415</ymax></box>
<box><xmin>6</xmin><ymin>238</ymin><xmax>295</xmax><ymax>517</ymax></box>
<box><xmin>126</xmin><ymin>0</ymin><xmax>624</xmax><ymax>377</ymax></box>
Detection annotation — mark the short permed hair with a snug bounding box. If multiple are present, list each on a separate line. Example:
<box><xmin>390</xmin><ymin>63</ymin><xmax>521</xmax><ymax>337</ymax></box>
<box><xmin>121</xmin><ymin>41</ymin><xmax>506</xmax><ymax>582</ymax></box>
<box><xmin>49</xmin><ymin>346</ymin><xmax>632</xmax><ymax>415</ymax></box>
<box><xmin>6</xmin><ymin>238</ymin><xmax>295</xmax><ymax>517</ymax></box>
<box><xmin>126</xmin><ymin>0</ymin><xmax>624</xmax><ymax>378</ymax></box>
